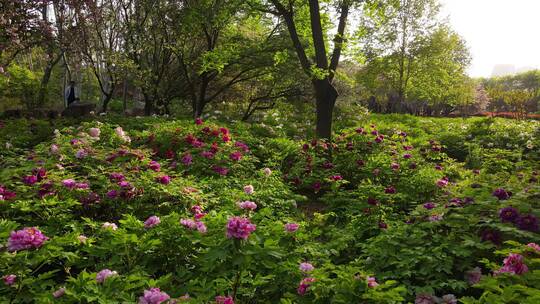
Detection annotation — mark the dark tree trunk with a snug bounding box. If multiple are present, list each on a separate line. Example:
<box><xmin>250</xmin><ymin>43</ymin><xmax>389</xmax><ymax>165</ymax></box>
<box><xmin>144</xmin><ymin>93</ymin><xmax>153</xmax><ymax>115</ymax></box>
<box><xmin>314</xmin><ymin>79</ymin><xmax>338</xmax><ymax>140</ymax></box>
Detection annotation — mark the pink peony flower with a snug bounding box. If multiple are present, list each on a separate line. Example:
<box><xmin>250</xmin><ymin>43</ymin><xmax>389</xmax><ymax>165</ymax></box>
<box><xmin>180</xmin><ymin>219</ymin><xmax>207</xmax><ymax>233</ymax></box>
<box><xmin>215</xmin><ymin>296</ymin><xmax>234</xmax><ymax>304</ymax></box>
<box><xmin>297</xmin><ymin>277</ymin><xmax>315</xmax><ymax>295</ymax></box>
<box><xmin>88</xmin><ymin>128</ymin><xmax>101</xmax><ymax>138</ymax></box>
<box><xmin>238</xmin><ymin>201</ymin><xmax>257</xmax><ymax>210</ymax></box>
<box><xmin>263</xmin><ymin>168</ymin><xmax>272</xmax><ymax>176</ymax></box>
<box><xmin>7</xmin><ymin>227</ymin><xmax>49</xmax><ymax>252</ymax></box>
<box><xmin>284</xmin><ymin>223</ymin><xmax>299</xmax><ymax>232</ymax></box>
<box><xmin>75</xmin><ymin>182</ymin><xmax>89</xmax><ymax>190</ymax></box>
<box><xmin>3</xmin><ymin>274</ymin><xmax>16</xmax><ymax>286</ymax></box>
<box><xmin>243</xmin><ymin>185</ymin><xmax>254</xmax><ymax>195</ymax></box>
<box><xmin>436</xmin><ymin>178</ymin><xmax>449</xmax><ymax>188</ymax></box>
<box><xmin>367</xmin><ymin>276</ymin><xmax>379</xmax><ymax>288</ymax></box>
<box><xmin>495</xmin><ymin>253</ymin><xmax>529</xmax><ymax>275</ymax></box>
<box><xmin>107</xmin><ymin>190</ymin><xmax>118</xmax><ymax>199</ymax></box>
<box><xmin>102</xmin><ymin>222</ymin><xmax>118</xmax><ymax>230</ymax></box>
<box><xmin>212</xmin><ymin>166</ymin><xmax>229</xmax><ymax>176</ymax></box>
<box><xmin>139</xmin><ymin>288</ymin><xmax>170</xmax><ymax>304</ymax></box>
<box><xmin>96</xmin><ymin>269</ymin><xmax>118</xmax><ymax>283</ymax></box>
<box><xmin>78</xmin><ymin>235</ymin><xmax>88</xmax><ymax>243</ymax></box>
<box><xmin>527</xmin><ymin>243</ymin><xmax>540</xmax><ymax>252</ymax></box>
<box><xmin>53</xmin><ymin>287</ymin><xmax>66</xmax><ymax>298</ymax></box>
<box><xmin>50</xmin><ymin>144</ymin><xmax>60</xmax><ymax>154</ymax></box>
<box><xmin>226</xmin><ymin>217</ymin><xmax>256</xmax><ymax>240</ymax></box>
<box><xmin>75</xmin><ymin>149</ymin><xmax>87</xmax><ymax>159</ymax></box>
<box><xmin>299</xmin><ymin>262</ymin><xmax>314</xmax><ymax>273</ymax></box>
<box><xmin>144</xmin><ymin>216</ymin><xmax>161</xmax><ymax>228</ymax></box>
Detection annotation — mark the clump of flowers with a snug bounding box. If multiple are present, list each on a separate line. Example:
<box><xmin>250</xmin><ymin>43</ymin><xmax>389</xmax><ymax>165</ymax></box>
<box><xmin>237</xmin><ymin>200</ymin><xmax>257</xmax><ymax>211</ymax></box>
<box><xmin>3</xmin><ymin>274</ymin><xmax>16</xmax><ymax>286</ymax></box>
<box><xmin>499</xmin><ymin>206</ymin><xmax>520</xmax><ymax>223</ymax></box>
<box><xmin>299</xmin><ymin>262</ymin><xmax>314</xmax><ymax>273</ymax></box>
<box><xmin>96</xmin><ymin>269</ymin><xmax>118</xmax><ymax>283</ymax></box>
<box><xmin>180</xmin><ymin>219</ymin><xmax>207</xmax><ymax>233</ymax></box>
<box><xmin>492</xmin><ymin>188</ymin><xmax>512</xmax><ymax>200</ymax></box>
<box><xmin>284</xmin><ymin>222</ymin><xmax>299</xmax><ymax>232</ymax></box>
<box><xmin>7</xmin><ymin>227</ymin><xmax>49</xmax><ymax>252</ymax></box>
<box><xmin>367</xmin><ymin>276</ymin><xmax>378</xmax><ymax>288</ymax></box>
<box><xmin>215</xmin><ymin>296</ymin><xmax>234</xmax><ymax>304</ymax></box>
<box><xmin>0</xmin><ymin>184</ymin><xmax>16</xmax><ymax>201</ymax></box>
<box><xmin>53</xmin><ymin>287</ymin><xmax>66</xmax><ymax>298</ymax></box>
<box><xmin>138</xmin><ymin>288</ymin><xmax>170</xmax><ymax>304</ymax></box>
<box><xmin>226</xmin><ymin>216</ymin><xmax>256</xmax><ymax>240</ymax></box>
<box><xmin>144</xmin><ymin>216</ymin><xmax>161</xmax><ymax>228</ymax></box>
<box><xmin>297</xmin><ymin>277</ymin><xmax>315</xmax><ymax>296</ymax></box>
<box><xmin>243</xmin><ymin>185</ymin><xmax>254</xmax><ymax>195</ymax></box>
<box><xmin>465</xmin><ymin>267</ymin><xmax>482</xmax><ymax>285</ymax></box>
<box><xmin>102</xmin><ymin>222</ymin><xmax>118</xmax><ymax>230</ymax></box>
<box><xmin>495</xmin><ymin>253</ymin><xmax>528</xmax><ymax>275</ymax></box>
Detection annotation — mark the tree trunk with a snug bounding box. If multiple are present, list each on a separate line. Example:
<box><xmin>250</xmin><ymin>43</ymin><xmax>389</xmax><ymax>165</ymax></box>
<box><xmin>313</xmin><ymin>79</ymin><xmax>338</xmax><ymax>140</ymax></box>
<box><xmin>144</xmin><ymin>93</ymin><xmax>153</xmax><ymax>115</ymax></box>
<box><xmin>37</xmin><ymin>52</ymin><xmax>63</xmax><ymax>107</ymax></box>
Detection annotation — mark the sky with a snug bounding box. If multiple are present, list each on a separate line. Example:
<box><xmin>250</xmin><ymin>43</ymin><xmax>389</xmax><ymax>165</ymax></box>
<box><xmin>440</xmin><ymin>0</ymin><xmax>540</xmax><ymax>77</ymax></box>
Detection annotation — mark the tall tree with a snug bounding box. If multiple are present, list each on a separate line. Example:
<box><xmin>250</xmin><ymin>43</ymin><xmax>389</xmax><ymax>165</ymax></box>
<box><xmin>265</xmin><ymin>0</ymin><xmax>355</xmax><ymax>140</ymax></box>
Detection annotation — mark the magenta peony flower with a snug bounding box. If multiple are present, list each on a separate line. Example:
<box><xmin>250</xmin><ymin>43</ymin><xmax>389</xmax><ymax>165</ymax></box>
<box><xmin>96</xmin><ymin>269</ymin><xmax>118</xmax><ymax>283</ymax></box>
<box><xmin>495</xmin><ymin>253</ymin><xmax>528</xmax><ymax>275</ymax></box>
<box><xmin>75</xmin><ymin>182</ymin><xmax>89</xmax><ymax>190</ymax></box>
<box><xmin>403</xmin><ymin>153</ymin><xmax>412</xmax><ymax>159</ymax></box>
<box><xmin>195</xmin><ymin>118</ymin><xmax>203</xmax><ymax>125</ymax></box>
<box><xmin>22</xmin><ymin>175</ymin><xmax>38</xmax><ymax>185</ymax></box>
<box><xmin>7</xmin><ymin>227</ymin><xmax>48</xmax><ymax>252</ymax></box>
<box><xmin>215</xmin><ymin>296</ymin><xmax>234</xmax><ymax>304</ymax></box>
<box><xmin>53</xmin><ymin>287</ymin><xmax>66</xmax><ymax>298</ymax></box>
<box><xmin>243</xmin><ymin>185</ymin><xmax>254</xmax><ymax>195</ymax></box>
<box><xmin>88</xmin><ymin>128</ymin><xmax>101</xmax><ymax>138</ymax></box>
<box><xmin>181</xmin><ymin>154</ymin><xmax>193</xmax><ymax>166</ymax></box>
<box><xmin>480</xmin><ymin>229</ymin><xmax>502</xmax><ymax>245</ymax></box>
<box><xmin>230</xmin><ymin>151</ymin><xmax>242</xmax><ymax>161</ymax></box>
<box><xmin>297</xmin><ymin>277</ymin><xmax>315</xmax><ymax>295</ymax></box>
<box><xmin>144</xmin><ymin>216</ymin><xmax>161</xmax><ymax>228</ymax></box>
<box><xmin>3</xmin><ymin>274</ymin><xmax>16</xmax><ymax>286</ymax></box>
<box><xmin>226</xmin><ymin>216</ymin><xmax>256</xmax><ymax>240</ymax></box>
<box><xmin>330</xmin><ymin>175</ymin><xmax>343</xmax><ymax>181</ymax></box>
<box><xmin>180</xmin><ymin>219</ymin><xmax>207</xmax><ymax>233</ymax></box>
<box><xmin>62</xmin><ymin>179</ymin><xmax>77</xmax><ymax>189</ymax></box>
<box><xmin>238</xmin><ymin>201</ymin><xmax>257</xmax><ymax>210</ymax></box>
<box><xmin>423</xmin><ymin>202</ymin><xmax>436</xmax><ymax>209</ymax></box>
<box><xmin>367</xmin><ymin>276</ymin><xmax>379</xmax><ymax>288</ymax></box>
<box><xmin>109</xmin><ymin>172</ymin><xmax>125</xmax><ymax>182</ymax></box>
<box><xmin>139</xmin><ymin>288</ymin><xmax>170</xmax><ymax>304</ymax></box>
<box><xmin>436</xmin><ymin>178</ymin><xmax>449</xmax><ymax>188</ymax></box>
<box><xmin>156</xmin><ymin>175</ymin><xmax>171</xmax><ymax>185</ymax></box>
<box><xmin>201</xmin><ymin>151</ymin><xmax>215</xmax><ymax>159</ymax></box>
<box><xmin>367</xmin><ymin>197</ymin><xmax>378</xmax><ymax>205</ymax></box>
<box><xmin>107</xmin><ymin>190</ymin><xmax>118</xmax><ymax>199</ymax></box>
<box><xmin>428</xmin><ymin>214</ymin><xmax>443</xmax><ymax>222</ymax></box>
<box><xmin>299</xmin><ymin>262</ymin><xmax>314</xmax><ymax>273</ymax></box>
<box><xmin>212</xmin><ymin>166</ymin><xmax>229</xmax><ymax>176</ymax></box>
<box><xmin>499</xmin><ymin>206</ymin><xmax>520</xmax><ymax>223</ymax></box>
<box><xmin>466</xmin><ymin>267</ymin><xmax>482</xmax><ymax>285</ymax></box>
<box><xmin>384</xmin><ymin>186</ymin><xmax>396</xmax><ymax>194</ymax></box>
<box><xmin>284</xmin><ymin>223</ymin><xmax>299</xmax><ymax>232</ymax></box>
<box><xmin>0</xmin><ymin>185</ymin><xmax>16</xmax><ymax>201</ymax></box>
<box><xmin>391</xmin><ymin>162</ymin><xmax>400</xmax><ymax>170</ymax></box>
<box><xmin>147</xmin><ymin>160</ymin><xmax>161</xmax><ymax>172</ymax></box>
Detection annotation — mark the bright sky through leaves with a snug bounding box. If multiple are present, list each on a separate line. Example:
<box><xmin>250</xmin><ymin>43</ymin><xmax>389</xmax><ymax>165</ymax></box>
<box><xmin>441</xmin><ymin>0</ymin><xmax>540</xmax><ymax>77</ymax></box>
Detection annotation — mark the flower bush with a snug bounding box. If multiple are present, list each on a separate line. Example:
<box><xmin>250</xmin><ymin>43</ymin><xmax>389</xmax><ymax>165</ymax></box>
<box><xmin>0</xmin><ymin>114</ymin><xmax>538</xmax><ymax>303</ymax></box>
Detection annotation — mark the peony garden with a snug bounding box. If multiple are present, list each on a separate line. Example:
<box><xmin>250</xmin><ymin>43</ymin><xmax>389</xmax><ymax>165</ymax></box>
<box><xmin>0</xmin><ymin>114</ymin><xmax>539</xmax><ymax>303</ymax></box>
